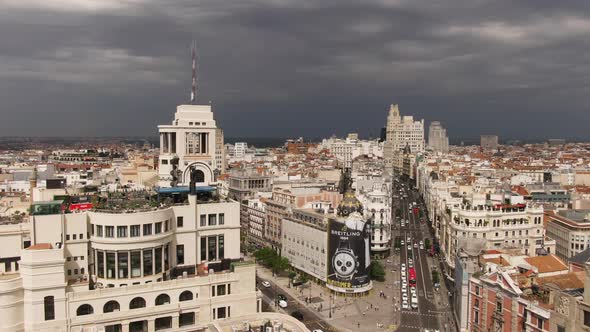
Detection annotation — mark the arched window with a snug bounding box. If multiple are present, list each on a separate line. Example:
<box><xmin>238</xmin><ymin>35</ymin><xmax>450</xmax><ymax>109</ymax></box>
<box><xmin>195</xmin><ymin>170</ymin><xmax>205</xmax><ymax>183</ymax></box>
<box><xmin>44</xmin><ymin>296</ymin><xmax>55</xmax><ymax>321</ymax></box>
<box><xmin>103</xmin><ymin>300</ymin><xmax>120</xmax><ymax>313</ymax></box>
<box><xmin>129</xmin><ymin>297</ymin><xmax>146</xmax><ymax>309</ymax></box>
<box><xmin>155</xmin><ymin>294</ymin><xmax>171</xmax><ymax>306</ymax></box>
<box><xmin>76</xmin><ymin>304</ymin><xmax>94</xmax><ymax>316</ymax></box>
<box><xmin>179</xmin><ymin>291</ymin><xmax>193</xmax><ymax>302</ymax></box>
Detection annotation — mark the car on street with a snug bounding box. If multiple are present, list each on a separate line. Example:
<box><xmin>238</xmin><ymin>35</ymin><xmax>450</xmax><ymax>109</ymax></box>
<box><xmin>401</xmin><ymin>263</ymin><xmax>406</xmax><ymax>270</ymax></box>
<box><xmin>261</xmin><ymin>281</ymin><xmax>271</xmax><ymax>288</ymax></box>
<box><xmin>402</xmin><ymin>284</ymin><xmax>407</xmax><ymax>292</ymax></box>
<box><xmin>401</xmin><ymin>240</ymin><xmax>405</xmax><ymax>246</ymax></box>
<box><xmin>407</xmin><ymin>236</ymin><xmax>411</xmax><ymax>242</ymax></box>
<box><xmin>402</xmin><ymin>300</ymin><xmax>409</xmax><ymax>309</ymax></box>
<box><xmin>278</xmin><ymin>300</ymin><xmax>288</xmax><ymax>308</ymax></box>
<box><xmin>414</xmin><ymin>242</ymin><xmax>418</xmax><ymax>248</ymax></box>
<box><xmin>291</xmin><ymin>311</ymin><xmax>304</xmax><ymax>321</ymax></box>
<box><xmin>407</xmin><ymin>245</ymin><xmax>411</xmax><ymax>251</ymax></box>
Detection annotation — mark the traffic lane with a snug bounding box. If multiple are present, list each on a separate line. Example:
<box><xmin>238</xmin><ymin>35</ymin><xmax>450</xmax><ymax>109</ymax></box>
<box><xmin>413</xmin><ymin>243</ymin><xmax>438</xmax><ymax>330</ymax></box>
<box><xmin>257</xmin><ymin>278</ymin><xmax>328</xmax><ymax>331</ymax></box>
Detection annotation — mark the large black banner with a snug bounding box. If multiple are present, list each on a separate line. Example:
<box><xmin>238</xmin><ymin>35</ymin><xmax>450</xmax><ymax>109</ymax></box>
<box><xmin>327</xmin><ymin>218</ymin><xmax>371</xmax><ymax>291</ymax></box>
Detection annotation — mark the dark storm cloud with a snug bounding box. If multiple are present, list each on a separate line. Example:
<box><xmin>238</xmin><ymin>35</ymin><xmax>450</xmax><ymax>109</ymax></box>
<box><xmin>1</xmin><ymin>0</ymin><xmax>589</xmax><ymax>140</ymax></box>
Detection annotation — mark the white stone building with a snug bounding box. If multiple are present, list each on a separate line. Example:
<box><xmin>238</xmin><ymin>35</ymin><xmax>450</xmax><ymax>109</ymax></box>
<box><xmin>427</xmin><ymin>121</ymin><xmax>449</xmax><ymax>153</ymax></box>
<box><xmin>383</xmin><ymin>104</ymin><xmax>424</xmax><ymax>172</ymax></box>
<box><xmin>320</xmin><ymin>134</ymin><xmax>383</xmax><ymax>168</ymax></box>
<box><xmin>158</xmin><ymin>104</ymin><xmax>222</xmax><ymax>187</ymax></box>
<box><xmin>358</xmin><ymin>183</ymin><xmax>392</xmax><ymax>255</ymax></box>
<box><xmin>0</xmin><ymin>102</ymin><xmax>305</xmax><ymax>332</ymax></box>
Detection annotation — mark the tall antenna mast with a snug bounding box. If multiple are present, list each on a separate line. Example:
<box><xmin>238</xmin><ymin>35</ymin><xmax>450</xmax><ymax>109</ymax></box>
<box><xmin>190</xmin><ymin>40</ymin><xmax>197</xmax><ymax>103</ymax></box>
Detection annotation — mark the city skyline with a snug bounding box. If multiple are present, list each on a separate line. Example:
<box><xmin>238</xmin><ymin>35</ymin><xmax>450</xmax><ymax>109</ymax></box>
<box><xmin>1</xmin><ymin>0</ymin><xmax>590</xmax><ymax>139</ymax></box>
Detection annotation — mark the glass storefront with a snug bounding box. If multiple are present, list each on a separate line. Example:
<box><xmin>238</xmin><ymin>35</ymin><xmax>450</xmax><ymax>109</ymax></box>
<box><xmin>94</xmin><ymin>244</ymin><xmax>170</xmax><ymax>281</ymax></box>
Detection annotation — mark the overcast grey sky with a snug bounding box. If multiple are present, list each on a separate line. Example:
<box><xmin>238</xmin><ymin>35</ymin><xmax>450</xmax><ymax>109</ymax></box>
<box><xmin>1</xmin><ymin>0</ymin><xmax>589</xmax><ymax>140</ymax></box>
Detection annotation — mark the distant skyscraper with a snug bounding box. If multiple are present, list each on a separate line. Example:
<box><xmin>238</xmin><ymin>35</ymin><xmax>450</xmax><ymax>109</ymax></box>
<box><xmin>383</xmin><ymin>104</ymin><xmax>424</xmax><ymax>171</ymax></box>
<box><xmin>481</xmin><ymin>135</ymin><xmax>499</xmax><ymax>150</ymax></box>
<box><xmin>428</xmin><ymin>121</ymin><xmax>449</xmax><ymax>153</ymax></box>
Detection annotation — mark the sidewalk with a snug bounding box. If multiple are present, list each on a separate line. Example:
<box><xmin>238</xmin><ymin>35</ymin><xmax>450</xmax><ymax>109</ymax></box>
<box><xmin>256</xmin><ymin>257</ymin><xmax>402</xmax><ymax>332</ymax></box>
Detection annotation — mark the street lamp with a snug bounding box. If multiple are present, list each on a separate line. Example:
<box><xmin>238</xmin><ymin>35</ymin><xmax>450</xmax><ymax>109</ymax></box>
<box><xmin>328</xmin><ymin>291</ymin><xmax>332</xmax><ymax>318</ymax></box>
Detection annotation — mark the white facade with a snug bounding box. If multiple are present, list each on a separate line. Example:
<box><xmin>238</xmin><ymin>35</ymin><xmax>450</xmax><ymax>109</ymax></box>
<box><xmin>233</xmin><ymin>142</ymin><xmax>247</xmax><ymax>158</ymax></box>
<box><xmin>428</xmin><ymin>121</ymin><xmax>449</xmax><ymax>153</ymax></box>
<box><xmin>320</xmin><ymin>134</ymin><xmax>383</xmax><ymax>168</ymax></box>
<box><xmin>384</xmin><ymin>104</ymin><xmax>424</xmax><ymax>171</ymax></box>
<box><xmin>358</xmin><ymin>184</ymin><xmax>392</xmax><ymax>254</ymax></box>
<box><xmin>282</xmin><ymin>214</ymin><xmax>328</xmax><ymax>282</ymax></box>
<box><xmin>158</xmin><ymin>104</ymin><xmax>220</xmax><ymax>187</ymax></box>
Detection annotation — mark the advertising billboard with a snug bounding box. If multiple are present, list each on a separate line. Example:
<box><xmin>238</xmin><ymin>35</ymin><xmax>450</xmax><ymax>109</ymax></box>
<box><xmin>326</xmin><ymin>218</ymin><xmax>371</xmax><ymax>292</ymax></box>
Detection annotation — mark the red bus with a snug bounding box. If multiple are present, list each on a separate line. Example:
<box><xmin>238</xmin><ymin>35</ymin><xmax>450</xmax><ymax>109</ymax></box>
<box><xmin>408</xmin><ymin>267</ymin><xmax>416</xmax><ymax>286</ymax></box>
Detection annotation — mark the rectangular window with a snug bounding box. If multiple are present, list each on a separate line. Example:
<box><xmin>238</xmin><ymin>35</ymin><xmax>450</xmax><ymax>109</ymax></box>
<box><xmin>212</xmin><ymin>285</ymin><xmax>216</xmax><ymax>297</ymax></box>
<box><xmin>105</xmin><ymin>226</ymin><xmax>114</xmax><ymax>238</ymax></box>
<box><xmin>208</xmin><ymin>214</ymin><xmax>217</xmax><ymax>226</ymax></box>
<box><xmin>219</xmin><ymin>213</ymin><xmax>225</xmax><ymax>225</ymax></box>
<box><xmin>217</xmin><ymin>284</ymin><xmax>226</xmax><ymax>296</ymax></box>
<box><xmin>228</xmin><ymin>283</ymin><xmax>231</xmax><ymax>294</ymax></box>
<box><xmin>585</xmin><ymin>311</ymin><xmax>590</xmax><ymax>327</ymax></box>
<box><xmin>118</xmin><ymin>252</ymin><xmax>128</xmax><ymax>278</ymax></box>
<box><xmin>557</xmin><ymin>326</ymin><xmax>565</xmax><ymax>332</ymax></box>
<box><xmin>217</xmin><ymin>307</ymin><xmax>226</xmax><ymax>319</ymax></box>
<box><xmin>143</xmin><ymin>224</ymin><xmax>152</xmax><ymax>236</ymax></box>
<box><xmin>67</xmin><ymin>269</ymin><xmax>71</xmax><ymax>276</ymax></box>
<box><xmin>201</xmin><ymin>237</ymin><xmax>207</xmax><ymax>262</ymax></box>
<box><xmin>80</xmin><ymin>233</ymin><xmax>84</xmax><ymax>239</ymax></box>
<box><xmin>155</xmin><ymin>247</ymin><xmax>162</xmax><ymax>274</ymax></box>
<box><xmin>177</xmin><ymin>216</ymin><xmax>184</xmax><ymax>227</ymax></box>
<box><xmin>97</xmin><ymin>251</ymin><xmax>104</xmax><ymax>278</ymax></box>
<box><xmin>164</xmin><ymin>244</ymin><xmax>169</xmax><ymax>270</ymax></box>
<box><xmin>155</xmin><ymin>222</ymin><xmax>162</xmax><ymax>234</ymax></box>
<box><xmin>208</xmin><ymin>236</ymin><xmax>217</xmax><ymax>261</ymax></box>
<box><xmin>73</xmin><ymin>234</ymin><xmax>77</xmax><ymax>240</ymax></box>
<box><xmin>200</xmin><ymin>215</ymin><xmax>206</xmax><ymax>226</ymax></box>
<box><xmin>537</xmin><ymin>319</ymin><xmax>543</xmax><ymax>329</ymax></box>
<box><xmin>219</xmin><ymin>235</ymin><xmax>224</xmax><ymax>260</ymax></box>
<box><xmin>44</xmin><ymin>296</ymin><xmax>55</xmax><ymax>321</ymax></box>
<box><xmin>74</xmin><ymin>269</ymin><xmax>78</xmax><ymax>275</ymax></box>
<box><xmin>177</xmin><ymin>244</ymin><xmax>185</xmax><ymax>265</ymax></box>
<box><xmin>106</xmin><ymin>252</ymin><xmax>116</xmax><ymax>278</ymax></box>
<box><xmin>131</xmin><ymin>251</ymin><xmax>141</xmax><ymax>277</ymax></box>
<box><xmin>143</xmin><ymin>249</ymin><xmax>153</xmax><ymax>276</ymax></box>
<box><xmin>165</xmin><ymin>220</ymin><xmax>169</xmax><ymax>232</ymax></box>
<box><xmin>117</xmin><ymin>226</ymin><xmax>127</xmax><ymax>238</ymax></box>
<box><xmin>66</xmin><ymin>234</ymin><xmax>70</xmax><ymax>241</ymax></box>
<box><xmin>496</xmin><ymin>299</ymin><xmax>503</xmax><ymax>313</ymax></box>
<box><xmin>130</xmin><ymin>225</ymin><xmax>140</xmax><ymax>237</ymax></box>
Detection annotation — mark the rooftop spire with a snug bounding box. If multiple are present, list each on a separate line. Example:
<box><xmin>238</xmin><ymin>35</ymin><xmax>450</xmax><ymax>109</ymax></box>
<box><xmin>190</xmin><ymin>40</ymin><xmax>197</xmax><ymax>103</ymax></box>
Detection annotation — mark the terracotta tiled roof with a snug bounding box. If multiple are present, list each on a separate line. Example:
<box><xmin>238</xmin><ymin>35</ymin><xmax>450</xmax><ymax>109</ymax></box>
<box><xmin>524</xmin><ymin>254</ymin><xmax>568</xmax><ymax>274</ymax></box>
<box><xmin>27</xmin><ymin>243</ymin><xmax>53</xmax><ymax>250</ymax></box>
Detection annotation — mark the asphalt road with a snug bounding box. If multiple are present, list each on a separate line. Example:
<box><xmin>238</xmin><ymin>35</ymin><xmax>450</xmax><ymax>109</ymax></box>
<box><xmin>393</xmin><ymin>177</ymin><xmax>440</xmax><ymax>331</ymax></box>
<box><xmin>256</xmin><ymin>276</ymin><xmax>331</xmax><ymax>332</ymax></box>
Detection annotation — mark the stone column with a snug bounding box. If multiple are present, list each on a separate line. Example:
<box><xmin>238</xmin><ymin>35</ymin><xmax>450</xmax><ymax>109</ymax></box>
<box><xmin>147</xmin><ymin>319</ymin><xmax>155</xmax><ymax>332</ymax></box>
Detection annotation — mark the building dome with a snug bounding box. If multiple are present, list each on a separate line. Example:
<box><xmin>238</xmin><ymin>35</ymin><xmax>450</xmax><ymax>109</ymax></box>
<box><xmin>337</xmin><ymin>191</ymin><xmax>363</xmax><ymax>217</ymax></box>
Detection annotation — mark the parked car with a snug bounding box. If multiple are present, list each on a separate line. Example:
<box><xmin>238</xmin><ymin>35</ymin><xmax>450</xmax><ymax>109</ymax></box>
<box><xmin>278</xmin><ymin>300</ymin><xmax>288</xmax><ymax>308</ymax></box>
<box><xmin>402</xmin><ymin>300</ymin><xmax>409</xmax><ymax>309</ymax></box>
<box><xmin>291</xmin><ymin>311</ymin><xmax>304</xmax><ymax>321</ymax></box>
<box><xmin>261</xmin><ymin>281</ymin><xmax>271</xmax><ymax>288</ymax></box>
